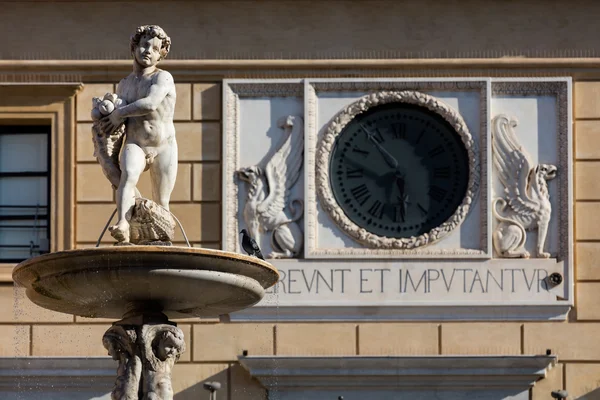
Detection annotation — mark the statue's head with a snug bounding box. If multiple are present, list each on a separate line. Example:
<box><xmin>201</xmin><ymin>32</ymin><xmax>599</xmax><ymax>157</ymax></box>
<box><xmin>237</xmin><ymin>166</ymin><xmax>262</xmax><ymax>185</ymax></box>
<box><xmin>156</xmin><ymin>330</ymin><xmax>185</xmax><ymax>361</ymax></box>
<box><xmin>130</xmin><ymin>25</ymin><xmax>171</xmax><ymax>67</ymax></box>
<box><xmin>536</xmin><ymin>164</ymin><xmax>558</xmax><ymax>181</ymax></box>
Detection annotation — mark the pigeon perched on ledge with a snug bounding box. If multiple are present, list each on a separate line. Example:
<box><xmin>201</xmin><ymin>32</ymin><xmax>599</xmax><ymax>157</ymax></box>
<box><xmin>240</xmin><ymin>229</ymin><xmax>264</xmax><ymax>260</ymax></box>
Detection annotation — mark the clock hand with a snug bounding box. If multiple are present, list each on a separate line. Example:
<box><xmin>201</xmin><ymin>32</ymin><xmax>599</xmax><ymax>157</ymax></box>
<box><xmin>400</xmin><ymin>197</ymin><xmax>406</xmax><ymax>222</ymax></box>
<box><xmin>344</xmin><ymin>157</ymin><xmax>382</xmax><ymax>180</ymax></box>
<box><xmin>360</xmin><ymin>123</ymin><xmax>400</xmax><ymax>170</ymax></box>
<box><xmin>395</xmin><ymin>177</ymin><xmax>406</xmax><ymax>222</ymax></box>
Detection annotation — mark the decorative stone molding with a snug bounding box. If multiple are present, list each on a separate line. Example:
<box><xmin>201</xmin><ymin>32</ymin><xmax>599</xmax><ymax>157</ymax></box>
<box><xmin>311</xmin><ymin>80</ymin><xmax>488</xmax><ymax>93</ymax></box>
<box><xmin>228</xmin><ymin>82</ymin><xmax>303</xmax><ymax>97</ymax></box>
<box><xmin>315</xmin><ymin>90</ymin><xmax>479</xmax><ymax>250</ymax></box>
<box><xmin>239</xmin><ymin>355</ymin><xmax>557</xmax><ymax>390</ymax></box>
<box><xmin>305</xmin><ymin>79</ymin><xmax>489</xmax><ymax>257</ymax></box>
<box><xmin>230</xmin><ymin>302</ymin><xmax>572</xmax><ymax>322</ymax></box>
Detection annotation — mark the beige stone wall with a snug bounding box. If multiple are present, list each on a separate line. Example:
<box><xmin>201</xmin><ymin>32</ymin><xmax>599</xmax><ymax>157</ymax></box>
<box><xmin>1</xmin><ymin>0</ymin><xmax>600</xmax><ymax>60</ymax></box>
<box><xmin>0</xmin><ymin>2</ymin><xmax>599</xmax><ymax>398</ymax></box>
<box><xmin>2</xmin><ymin>78</ymin><xmax>599</xmax><ymax>399</ymax></box>
<box><xmin>1</xmin><ymin>0</ymin><xmax>600</xmax><ymax>391</ymax></box>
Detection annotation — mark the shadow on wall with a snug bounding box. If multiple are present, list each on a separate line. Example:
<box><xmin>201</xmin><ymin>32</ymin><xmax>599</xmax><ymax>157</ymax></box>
<box><xmin>174</xmin><ymin>364</ymin><xmax>266</xmax><ymax>400</ymax></box>
<box><xmin>577</xmin><ymin>387</ymin><xmax>600</xmax><ymax>399</ymax></box>
<box><xmin>174</xmin><ymin>368</ymin><xmax>228</xmax><ymax>400</ymax></box>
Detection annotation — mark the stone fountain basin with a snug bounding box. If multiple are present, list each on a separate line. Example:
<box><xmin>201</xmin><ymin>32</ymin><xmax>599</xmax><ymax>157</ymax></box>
<box><xmin>12</xmin><ymin>247</ymin><xmax>279</xmax><ymax>319</ymax></box>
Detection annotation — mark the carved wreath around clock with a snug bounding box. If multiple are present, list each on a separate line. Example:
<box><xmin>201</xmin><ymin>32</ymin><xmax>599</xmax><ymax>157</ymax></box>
<box><xmin>316</xmin><ymin>90</ymin><xmax>479</xmax><ymax>249</ymax></box>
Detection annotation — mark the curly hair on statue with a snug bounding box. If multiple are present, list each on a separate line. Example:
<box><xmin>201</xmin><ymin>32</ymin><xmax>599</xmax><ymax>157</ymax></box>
<box><xmin>130</xmin><ymin>25</ymin><xmax>171</xmax><ymax>60</ymax></box>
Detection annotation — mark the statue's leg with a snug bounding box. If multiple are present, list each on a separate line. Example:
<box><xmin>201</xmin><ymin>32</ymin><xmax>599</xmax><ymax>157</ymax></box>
<box><xmin>495</xmin><ymin>225</ymin><xmax>529</xmax><ymax>258</ymax></box>
<box><xmin>102</xmin><ymin>326</ymin><xmax>141</xmax><ymax>400</ymax></box>
<box><xmin>111</xmin><ymin>143</ymin><xmax>146</xmax><ymax>242</ymax></box>
<box><xmin>537</xmin><ymin>220</ymin><xmax>551</xmax><ymax>258</ymax></box>
<box><xmin>269</xmin><ymin>226</ymin><xmax>295</xmax><ymax>258</ymax></box>
<box><xmin>150</xmin><ymin>139</ymin><xmax>178</xmax><ymax>210</ymax></box>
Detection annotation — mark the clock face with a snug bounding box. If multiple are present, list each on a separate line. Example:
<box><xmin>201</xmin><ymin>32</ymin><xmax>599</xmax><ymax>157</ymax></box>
<box><xmin>329</xmin><ymin>102</ymin><xmax>470</xmax><ymax>239</ymax></box>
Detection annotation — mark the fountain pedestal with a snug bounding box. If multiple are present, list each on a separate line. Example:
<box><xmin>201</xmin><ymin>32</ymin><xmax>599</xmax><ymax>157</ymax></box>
<box><xmin>13</xmin><ymin>246</ymin><xmax>279</xmax><ymax>400</ymax></box>
<box><xmin>103</xmin><ymin>316</ymin><xmax>184</xmax><ymax>399</ymax></box>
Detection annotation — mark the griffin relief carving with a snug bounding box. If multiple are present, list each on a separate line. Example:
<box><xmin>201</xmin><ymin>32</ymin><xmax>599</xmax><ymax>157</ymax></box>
<box><xmin>491</xmin><ymin>114</ymin><xmax>557</xmax><ymax>258</ymax></box>
<box><xmin>237</xmin><ymin>115</ymin><xmax>304</xmax><ymax>258</ymax></box>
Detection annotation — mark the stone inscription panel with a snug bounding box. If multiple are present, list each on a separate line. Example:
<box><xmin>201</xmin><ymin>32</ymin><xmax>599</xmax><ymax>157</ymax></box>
<box><xmin>259</xmin><ymin>259</ymin><xmax>560</xmax><ymax>305</ymax></box>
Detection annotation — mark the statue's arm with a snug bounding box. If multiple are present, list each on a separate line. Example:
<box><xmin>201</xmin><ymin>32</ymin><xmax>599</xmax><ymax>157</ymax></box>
<box><xmin>115</xmin><ymin>71</ymin><xmax>174</xmax><ymax>118</ymax></box>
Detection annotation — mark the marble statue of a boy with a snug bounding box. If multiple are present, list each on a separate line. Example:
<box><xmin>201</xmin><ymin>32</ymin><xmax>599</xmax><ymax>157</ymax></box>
<box><xmin>98</xmin><ymin>25</ymin><xmax>177</xmax><ymax>243</ymax></box>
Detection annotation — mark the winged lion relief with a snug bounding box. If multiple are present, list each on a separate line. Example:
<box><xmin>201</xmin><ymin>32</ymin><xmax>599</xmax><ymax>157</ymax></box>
<box><xmin>491</xmin><ymin>114</ymin><xmax>557</xmax><ymax>258</ymax></box>
<box><xmin>236</xmin><ymin>115</ymin><xmax>304</xmax><ymax>259</ymax></box>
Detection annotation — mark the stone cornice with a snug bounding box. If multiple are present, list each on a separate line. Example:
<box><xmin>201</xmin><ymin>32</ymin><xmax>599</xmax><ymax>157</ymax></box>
<box><xmin>238</xmin><ymin>355</ymin><xmax>557</xmax><ymax>389</ymax></box>
<box><xmin>0</xmin><ymin>82</ymin><xmax>84</xmax><ymax>106</ymax></box>
<box><xmin>0</xmin><ymin>58</ymin><xmax>596</xmax><ymax>82</ymax></box>
<box><xmin>0</xmin><ymin>58</ymin><xmax>599</xmax><ymax>71</ymax></box>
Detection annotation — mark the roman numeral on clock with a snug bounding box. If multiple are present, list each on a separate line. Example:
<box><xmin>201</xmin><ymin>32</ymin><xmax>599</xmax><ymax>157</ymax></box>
<box><xmin>417</xmin><ymin>203</ymin><xmax>428</xmax><ymax>217</ymax></box>
<box><xmin>428</xmin><ymin>185</ymin><xmax>447</xmax><ymax>202</ymax></box>
<box><xmin>351</xmin><ymin>184</ymin><xmax>371</xmax><ymax>205</ymax></box>
<box><xmin>346</xmin><ymin>168</ymin><xmax>363</xmax><ymax>179</ymax></box>
<box><xmin>415</xmin><ymin>129</ymin><xmax>426</xmax><ymax>144</ymax></box>
<box><xmin>352</xmin><ymin>146</ymin><xmax>369</xmax><ymax>157</ymax></box>
<box><xmin>433</xmin><ymin>166</ymin><xmax>451</xmax><ymax>179</ymax></box>
<box><xmin>428</xmin><ymin>146</ymin><xmax>445</xmax><ymax>158</ymax></box>
<box><xmin>368</xmin><ymin>200</ymin><xmax>384</xmax><ymax>219</ymax></box>
<box><xmin>394</xmin><ymin>205</ymin><xmax>404</xmax><ymax>223</ymax></box>
<box><xmin>391</xmin><ymin>123</ymin><xmax>406</xmax><ymax>139</ymax></box>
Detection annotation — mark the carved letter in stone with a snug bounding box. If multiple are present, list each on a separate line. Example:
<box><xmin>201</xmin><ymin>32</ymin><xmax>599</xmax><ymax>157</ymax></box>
<box><xmin>237</xmin><ymin>115</ymin><xmax>304</xmax><ymax>258</ymax></box>
<box><xmin>491</xmin><ymin>114</ymin><xmax>557</xmax><ymax>258</ymax></box>
<box><xmin>91</xmin><ymin>25</ymin><xmax>176</xmax><ymax>245</ymax></box>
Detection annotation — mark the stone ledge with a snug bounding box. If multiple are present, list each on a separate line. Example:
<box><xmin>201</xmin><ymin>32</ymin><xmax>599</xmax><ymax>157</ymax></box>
<box><xmin>0</xmin><ymin>357</ymin><xmax>114</xmax><ymax>390</ymax></box>
<box><xmin>4</xmin><ymin>58</ymin><xmax>600</xmax><ymax>70</ymax></box>
<box><xmin>230</xmin><ymin>304</ymin><xmax>572</xmax><ymax>321</ymax></box>
<box><xmin>238</xmin><ymin>355</ymin><xmax>557</xmax><ymax>389</ymax></box>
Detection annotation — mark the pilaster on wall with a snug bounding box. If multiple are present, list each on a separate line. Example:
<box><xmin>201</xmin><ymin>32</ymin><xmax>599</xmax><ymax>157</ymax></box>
<box><xmin>574</xmin><ymin>82</ymin><xmax>600</xmax><ymax>316</ymax></box>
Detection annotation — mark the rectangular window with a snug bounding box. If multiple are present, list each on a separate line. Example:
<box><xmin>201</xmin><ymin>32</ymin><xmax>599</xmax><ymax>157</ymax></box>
<box><xmin>0</xmin><ymin>125</ymin><xmax>50</xmax><ymax>262</ymax></box>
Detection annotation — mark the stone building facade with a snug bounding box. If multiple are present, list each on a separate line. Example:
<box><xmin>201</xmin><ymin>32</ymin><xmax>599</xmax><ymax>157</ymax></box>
<box><xmin>1</xmin><ymin>1</ymin><xmax>600</xmax><ymax>399</ymax></box>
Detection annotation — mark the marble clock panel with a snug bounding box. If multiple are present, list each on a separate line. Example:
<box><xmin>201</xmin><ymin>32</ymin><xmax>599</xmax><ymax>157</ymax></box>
<box><xmin>223</xmin><ymin>78</ymin><xmax>573</xmax><ymax>322</ymax></box>
<box><xmin>305</xmin><ymin>80</ymin><xmax>489</xmax><ymax>258</ymax></box>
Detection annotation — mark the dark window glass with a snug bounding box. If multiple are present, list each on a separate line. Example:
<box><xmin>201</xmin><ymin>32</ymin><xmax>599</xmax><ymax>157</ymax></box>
<box><xmin>0</xmin><ymin>125</ymin><xmax>50</xmax><ymax>262</ymax></box>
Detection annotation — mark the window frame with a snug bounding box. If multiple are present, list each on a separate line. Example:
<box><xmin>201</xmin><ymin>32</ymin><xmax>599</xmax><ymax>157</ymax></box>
<box><xmin>0</xmin><ymin>124</ymin><xmax>52</xmax><ymax>263</ymax></box>
<box><xmin>0</xmin><ymin>82</ymin><xmax>82</xmax><ymax>281</ymax></box>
